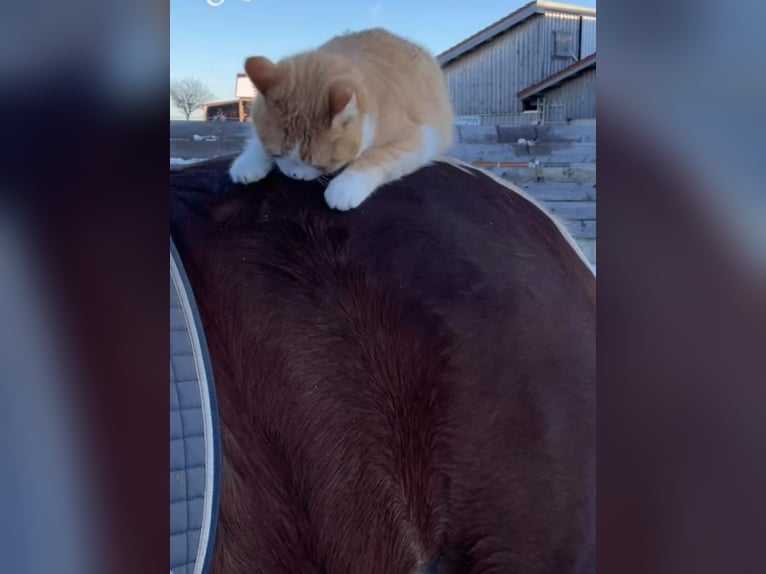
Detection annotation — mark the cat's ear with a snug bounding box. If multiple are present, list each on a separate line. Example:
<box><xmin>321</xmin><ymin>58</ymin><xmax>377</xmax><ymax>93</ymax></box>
<box><xmin>329</xmin><ymin>83</ymin><xmax>357</xmax><ymax>126</ymax></box>
<box><xmin>244</xmin><ymin>56</ymin><xmax>279</xmax><ymax>95</ymax></box>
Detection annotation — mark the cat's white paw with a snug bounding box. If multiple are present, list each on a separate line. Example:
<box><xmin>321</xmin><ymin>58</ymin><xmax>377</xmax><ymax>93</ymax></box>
<box><xmin>324</xmin><ymin>170</ymin><xmax>378</xmax><ymax>211</ymax></box>
<box><xmin>229</xmin><ymin>154</ymin><xmax>273</xmax><ymax>184</ymax></box>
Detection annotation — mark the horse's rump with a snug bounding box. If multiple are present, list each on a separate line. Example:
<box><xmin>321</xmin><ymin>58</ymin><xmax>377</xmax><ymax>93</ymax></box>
<box><xmin>170</xmin><ymin>158</ymin><xmax>595</xmax><ymax>574</ymax></box>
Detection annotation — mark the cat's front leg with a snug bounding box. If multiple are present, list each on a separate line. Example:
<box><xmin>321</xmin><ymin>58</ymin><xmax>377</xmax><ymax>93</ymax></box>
<box><xmin>324</xmin><ymin>168</ymin><xmax>384</xmax><ymax>211</ymax></box>
<box><xmin>324</xmin><ymin>126</ymin><xmax>438</xmax><ymax>211</ymax></box>
<box><xmin>229</xmin><ymin>133</ymin><xmax>273</xmax><ymax>184</ymax></box>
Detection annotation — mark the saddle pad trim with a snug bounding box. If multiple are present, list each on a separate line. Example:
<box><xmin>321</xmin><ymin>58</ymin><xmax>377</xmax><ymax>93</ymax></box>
<box><xmin>170</xmin><ymin>238</ymin><xmax>221</xmax><ymax>574</ymax></box>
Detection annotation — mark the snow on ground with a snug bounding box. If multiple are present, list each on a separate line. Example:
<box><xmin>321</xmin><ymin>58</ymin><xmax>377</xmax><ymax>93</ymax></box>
<box><xmin>170</xmin><ymin>157</ymin><xmax>206</xmax><ymax>166</ymax></box>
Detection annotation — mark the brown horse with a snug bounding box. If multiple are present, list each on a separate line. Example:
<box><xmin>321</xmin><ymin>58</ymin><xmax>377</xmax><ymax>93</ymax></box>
<box><xmin>170</xmin><ymin>157</ymin><xmax>595</xmax><ymax>574</ymax></box>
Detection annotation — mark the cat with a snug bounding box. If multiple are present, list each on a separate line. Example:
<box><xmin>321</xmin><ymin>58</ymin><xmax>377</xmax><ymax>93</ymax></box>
<box><xmin>228</xmin><ymin>28</ymin><xmax>454</xmax><ymax>211</ymax></box>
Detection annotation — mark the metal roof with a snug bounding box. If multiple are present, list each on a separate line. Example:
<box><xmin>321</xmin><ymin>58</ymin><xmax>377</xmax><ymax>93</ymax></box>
<box><xmin>517</xmin><ymin>53</ymin><xmax>596</xmax><ymax>100</ymax></box>
<box><xmin>202</xmin><ymin>99</ymin><xmax>241</xmax><ymax>109</ymax></box>
<box><xmin>436</xmin><ymin>1</ymin><xmax>596</xmax><ymax>67</ymax></box>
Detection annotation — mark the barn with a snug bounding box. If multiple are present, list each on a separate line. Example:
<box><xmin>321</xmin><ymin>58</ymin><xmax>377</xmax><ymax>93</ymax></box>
<box><xmin>437</xmin><ymin>1</ymin><xmax>596</xmax><ymax>124</ymax></box>
<box><xmin>201</xmin><ymin>74</ymin><xmax>257</xmax><ymax>122</ymax></box>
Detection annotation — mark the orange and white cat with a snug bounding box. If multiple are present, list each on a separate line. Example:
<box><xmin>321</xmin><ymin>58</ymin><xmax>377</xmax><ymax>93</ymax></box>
<box><xmin>229</xmin><ymin>28</ymin><xmax>454</xmax><ymax>211</ymax></box>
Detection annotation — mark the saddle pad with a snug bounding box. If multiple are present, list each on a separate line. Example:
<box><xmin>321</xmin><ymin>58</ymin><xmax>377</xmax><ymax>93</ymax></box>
<box><xmin>170</xmin><ymin>239</ymin><xmax>220</xmax><ymax>574</ymax></box>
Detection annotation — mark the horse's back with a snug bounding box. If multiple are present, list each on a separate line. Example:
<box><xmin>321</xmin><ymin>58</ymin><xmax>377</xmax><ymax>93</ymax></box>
<box><xmin>170</xmin><ymin>158</ymin><xmax>595</xmax><ymax>574</ymax></box>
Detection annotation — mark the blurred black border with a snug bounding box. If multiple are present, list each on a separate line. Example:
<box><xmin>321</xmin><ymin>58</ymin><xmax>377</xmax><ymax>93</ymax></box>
<box><xmin>599</xmin><ymin>1</ymin><xmax>766</xmax><ymax>572</ymax></box>
<box><xmin>599</xmin><ymin>105</ymin><xmax>766</xmax><ymax>574</ymax></box>
<box><xmin>0</xmin><ymin>4</ymin><xmax>170</xmax><ymax>573</ymax></box>
<box><xmin>2</xmin><ymin>1</ymin><xmax>765</xmax><ymax>573</ymax></box>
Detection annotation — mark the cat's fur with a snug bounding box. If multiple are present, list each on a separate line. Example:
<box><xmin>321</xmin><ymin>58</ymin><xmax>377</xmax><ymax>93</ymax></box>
<box><xmin>229</xmin><ymin>28</ymin><xmax>454</xmax><ymax>210</ymax></box>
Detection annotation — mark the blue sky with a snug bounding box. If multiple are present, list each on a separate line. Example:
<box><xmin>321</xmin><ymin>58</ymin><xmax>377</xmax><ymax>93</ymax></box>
<box><xmin>170</xmin><ymin>0</ymin><xmax>596</xmax><ymax>118</ymax></box>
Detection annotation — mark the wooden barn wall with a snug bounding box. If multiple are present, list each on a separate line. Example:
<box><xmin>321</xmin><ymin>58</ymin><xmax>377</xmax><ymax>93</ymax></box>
<box><xmin>543</xmin><ymin>68</ymin><xmax>596</xmax><ymax>119</ymax></box>
<box><xmin>443</xmin><ymin>13</ymin><xmax>586</xmax><ymax>115</ymax></box>
<box><xmin>580</xmin><ymin>16</ymin><xmax>597</xmax><ymax>58</ymax></box>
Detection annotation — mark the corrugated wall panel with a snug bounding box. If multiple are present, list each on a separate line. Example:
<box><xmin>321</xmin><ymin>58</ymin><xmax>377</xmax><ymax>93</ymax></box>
<box><xmin>536</xmin><ymin>13</ymin><xmax>583</xmax><ymax>77</ymax></box>
<box><xmin>544</xmin><ymin>68</ymin><xmax>596</xmax><ymax>119</ymax></box>
<box><xmin>443</xmin><ymin>12</ymin><xmax>590</xmax><ymax>115</ymax></box>
<box><xmin>581</xmin><ymin>17</ymin><xmax>597</xmax><ymax>58</ymax></box>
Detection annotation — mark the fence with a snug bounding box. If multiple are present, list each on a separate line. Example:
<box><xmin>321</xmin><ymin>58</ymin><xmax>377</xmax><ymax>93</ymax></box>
<box><xmin>455</xmin><ymin>100</ymin><xmax>567</xmax><ymax>127</ymax></box>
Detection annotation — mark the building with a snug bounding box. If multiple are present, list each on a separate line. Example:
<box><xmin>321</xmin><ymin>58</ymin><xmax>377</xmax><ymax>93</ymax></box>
<box><xmin>517</xmin><ymin>53</ymin><xmax>595</xmax><ymax>122</ymax></box>
<box><xmin>201</xmin><ymin>74</ymin><xmax>257</xmax><ymax>122</ymax></box>
<box><xmin>437</xmin><ymin>1</ymin><xmax>596</xmax><ymax>123</ymax></box>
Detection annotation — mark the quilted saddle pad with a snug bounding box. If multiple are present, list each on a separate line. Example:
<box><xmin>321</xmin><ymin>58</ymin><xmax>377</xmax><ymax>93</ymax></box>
<box><xmin>170</xmin><ymin>239</ymin><xmax>220</xmax><ymax>574</ymax></box>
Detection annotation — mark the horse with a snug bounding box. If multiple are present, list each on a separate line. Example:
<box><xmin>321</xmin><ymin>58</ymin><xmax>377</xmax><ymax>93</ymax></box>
<box><xmin>170</xmin><ymin>156</ymin><xmax>595</xmax><ymax>574</ymax></box>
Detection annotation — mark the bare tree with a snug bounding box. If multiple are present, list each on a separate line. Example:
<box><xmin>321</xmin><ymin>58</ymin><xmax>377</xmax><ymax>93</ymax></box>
<box><xmin>170</xmin><ymin>78</ymin><xmax>215</xmax><ymax>120</ymax></box>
